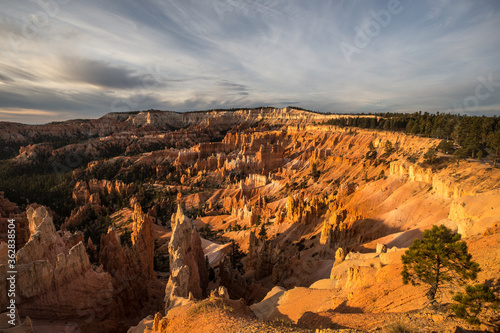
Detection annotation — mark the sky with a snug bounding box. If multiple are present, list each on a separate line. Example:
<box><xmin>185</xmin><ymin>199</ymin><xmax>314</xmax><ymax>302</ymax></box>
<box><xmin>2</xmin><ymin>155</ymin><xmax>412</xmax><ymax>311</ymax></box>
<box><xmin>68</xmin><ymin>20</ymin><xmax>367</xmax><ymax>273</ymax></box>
<box><xmin>1</xmin><ymin>0</ymin><xmax>500</xmax><ymax>124</ymax></box>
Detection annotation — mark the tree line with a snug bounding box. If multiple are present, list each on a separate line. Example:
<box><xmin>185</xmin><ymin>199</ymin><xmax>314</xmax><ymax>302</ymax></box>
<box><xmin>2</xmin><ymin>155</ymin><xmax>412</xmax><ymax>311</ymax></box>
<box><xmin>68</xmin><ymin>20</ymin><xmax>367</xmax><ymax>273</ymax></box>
<box><xmin>324</xmin><ymin>112</ymin><xmax>500</xmax><ymax>164</ymax></box>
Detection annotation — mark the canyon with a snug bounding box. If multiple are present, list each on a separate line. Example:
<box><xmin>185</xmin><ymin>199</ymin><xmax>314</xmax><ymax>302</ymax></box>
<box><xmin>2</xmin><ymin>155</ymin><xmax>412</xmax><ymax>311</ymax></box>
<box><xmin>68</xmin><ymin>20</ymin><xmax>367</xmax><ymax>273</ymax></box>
<box><xmin>0</xmin><ymin>108</ymin><xmax>499</xmax><ymax>332</ymax></box>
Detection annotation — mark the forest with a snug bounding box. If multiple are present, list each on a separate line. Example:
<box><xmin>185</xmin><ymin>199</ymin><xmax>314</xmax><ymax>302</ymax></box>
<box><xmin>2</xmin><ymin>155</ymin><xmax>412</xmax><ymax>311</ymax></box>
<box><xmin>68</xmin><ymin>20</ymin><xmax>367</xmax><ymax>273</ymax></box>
<box><xmin>324</xmin><ymin>112</ymin><xmax>500</xmax><ymax>164</ymax></box>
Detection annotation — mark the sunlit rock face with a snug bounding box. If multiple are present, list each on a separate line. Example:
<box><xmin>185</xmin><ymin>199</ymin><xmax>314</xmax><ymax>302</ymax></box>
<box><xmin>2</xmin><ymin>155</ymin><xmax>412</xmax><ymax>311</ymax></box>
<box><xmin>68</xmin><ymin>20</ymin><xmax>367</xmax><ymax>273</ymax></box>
<box><xmin>164</xmin><ymin>205</ymin><xmax>208</xmax><ymax>312</ymax></box>
<box><xmin>3</xmin><ymin>206</ymin><xmax>115</xmax><ymax>321</ymax></box>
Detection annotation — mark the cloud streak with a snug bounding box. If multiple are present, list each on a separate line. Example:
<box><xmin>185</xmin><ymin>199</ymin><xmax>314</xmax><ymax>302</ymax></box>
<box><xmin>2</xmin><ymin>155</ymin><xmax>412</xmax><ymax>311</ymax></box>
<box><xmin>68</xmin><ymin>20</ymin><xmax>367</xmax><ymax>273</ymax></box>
<box><xmin>0</xmin><ymin>0</ymin><xmax>499</xmax><ymax>123</ymax></box>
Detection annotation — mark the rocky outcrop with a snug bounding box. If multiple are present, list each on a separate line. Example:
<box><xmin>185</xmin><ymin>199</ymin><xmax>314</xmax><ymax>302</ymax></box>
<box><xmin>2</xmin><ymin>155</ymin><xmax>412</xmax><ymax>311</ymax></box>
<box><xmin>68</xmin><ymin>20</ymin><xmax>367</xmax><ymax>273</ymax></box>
<box><xmin>16</xmin><ymin>143</ymin><xmax>53</xmax><ymax>162</ymax></box>
<box><xmin>249</xmin><ymin>286</ymin><xmax>286</xmax><ymax>321</ymax></box>
<box><xmin>63</xmin><ymin>179</ymin><xmax>135</xmax><ymax>231</ymax></box>
<box><xmin>376</xmin><ymin>243</ymin><xmax>387</xmax><ymax>254</ymax></box>
<box><xmin>1</xmin><ymin>206</ymin><xmax>115</xmax><ymax>321</ymax></box>
<box><xmin>246</xmin><ymin>231</ymin><xmax>290</xmax><ymax>284</ymax></box>
<box><xmin>389</xmin><ymin>161</ymin><xmax>500</xmax><ymax>200</ymax></box>
<box><xmin>16</xmin><ymin>206</ymin><xmax>67</xmax><ymax>265</ymax></box>
<box><xmin>26</xmin><ymin>205</ymin><xmax>52</xmax><ymax>238</ymax></box>
<box><xmin>0</xmin><ymin>310</ymin><xmax>33</xmax><ymax>332</ymax></box>
<box><xmin>245</xmin><ymin>174</ymin><xmax>270</xmax><ymax>187</ymax></box>
<box><xmin>219</xmin><ymin>257</ymin><xmax>251</xmax><ymax>300</ymax></box>
<box><xmin>0</xmin><ymin>192</ymin><xmax>22</xmax><ymax>217</ymax></box>
<box><xmin>131</xmin><ymin>203</ymin><xmax>155</xmax><ymax>279</ymax></box>
<box><xmin>228</xmin><ymin>194</ymin><xmax>269</xmax><ymax>227</ymax></box>
<box><xmin>164</xmin><ymin>205</ymin><xmax>208</xmax><ymax>312</ymax></box>
<box><xmin>99</xmin><ymin>203</ymin><xmax>157</xmax><ymax>316</ymax></box>
<box><xmin>319</xmin><ymin>206</ymin><xmax>352</xmax><ymax>250</ymax></box>
<box><xmin>286</xmin><ymin>193</ymin><xmax>323</xmax><ymax>224</ymax></box>
<box><xmin>448</xmin><ymin>192</ymin><xmax>500</xmax><ymax>236</ymax></box>
<box><xmin>170</xmin><ymin>129</ymin><xmax>286</xmax><ymax>176</ymax></box>
<box><xmin>0</xmin><ymin>193</ymin><xmax>30</xmax><ymax>250</ymax></box>
<box><xmin>346</xmin><ymin>265</ymin><xmax>377</xmax><ymax>289</ymax></box>
<box><xmin>72</xmin><ymin>179</ymin><xmax>134</xmax><ymax>206</ymax></box>
<box><xmin>336</xmin><ymin>182</ymin><xmax>356</xmax><ymax>200</ymax></box>
<box><xmin>334</xmin><ymin>247</ymin><xmax>346</xmax><ymax>266</ymax></box>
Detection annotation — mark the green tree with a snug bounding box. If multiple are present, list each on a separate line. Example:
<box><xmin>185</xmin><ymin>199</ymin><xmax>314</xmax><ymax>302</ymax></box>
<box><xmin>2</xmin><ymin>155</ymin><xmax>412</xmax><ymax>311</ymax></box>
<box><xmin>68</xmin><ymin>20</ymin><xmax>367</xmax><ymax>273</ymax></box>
<box><xmin>487</xmin><ymin>129</ymin><xmax>500</xmax><ymax>167</ymax></box>
<box><xmin>437</xmin><ymin>140</ymin><xmax>455</xmax><ymax>155</ymax></box>
<box><xmin>311</xmin><ymin>162</ymin><xmax>320</xmax><ymax>179</ymax></box>
<box><xmin>384</xmin><ymin>140</ymin><xmax>394</xmax><ymax>155</ymax></box>
<box><xmin>366</xmin><ymin>141</ymin><xmax>377</xmax><ymax>160</ymax></box>
<box><xmin>457</xmin><ymin>117</ymin><xmax>482</xmax><ymax>158</ymax></box>
<box><xmin>401</xmin><ymin>225</ymin><xmax>480</xmax><ymax>303</ymax></box>
<box><xmin>258</xmin><ymin>223</ymin><xmax>267</xmax><ymax>241</ymax></box>
<box><xmin>255</xmin><ymin>214</ymin><xmax>261</xmax><ymax>226</ymax></box>
<box><xmin>452</xmin><ymin>283</ymin><xmax>499</xmax><ymax>326</ymax></box>
<box><xmin>230</xmin><ymin>240</ymin><xmax>245</xmax><ymax>273</ymax></box>
<box><xmin>208</xmin><ymin>267</ymin><xmax>216</xmax><ymax>282</ymax></box>
<box><xmin>423</xmin><ymin>147</ymin><xmax>438</xmax><ymax>165</ymax></box>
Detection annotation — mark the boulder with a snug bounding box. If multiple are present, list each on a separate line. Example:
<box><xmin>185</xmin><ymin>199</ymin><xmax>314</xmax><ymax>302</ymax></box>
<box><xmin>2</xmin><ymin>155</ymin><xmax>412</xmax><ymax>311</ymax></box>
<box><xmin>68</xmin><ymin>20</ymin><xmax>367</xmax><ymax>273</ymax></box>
<box><xmin>376</xmin><ymin>243</ymin><xmax>387</xmax><ymax>254</ymax></box>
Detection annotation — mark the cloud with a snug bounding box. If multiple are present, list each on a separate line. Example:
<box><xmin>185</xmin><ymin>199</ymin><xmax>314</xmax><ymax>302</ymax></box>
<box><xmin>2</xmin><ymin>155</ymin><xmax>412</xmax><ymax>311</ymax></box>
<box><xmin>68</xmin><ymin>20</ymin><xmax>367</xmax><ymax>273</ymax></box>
<box><xmin>0</xmin><ymin>109</ymin><xmax>59</xmax><ymax>116</ymax></box>
<box><xmin>0</xmin><ymin>0</ymin><xmax>499</xmax><ymax>123</ymax></box>
<box><xmin>0</xmin><ymin>73</ymin><xmax>13</xmax><ymax>83</ymax></box>
<box><xmin>58</xmin><ymin>57</ymin><xmax>160</xmax><ymax>89</ymax></box>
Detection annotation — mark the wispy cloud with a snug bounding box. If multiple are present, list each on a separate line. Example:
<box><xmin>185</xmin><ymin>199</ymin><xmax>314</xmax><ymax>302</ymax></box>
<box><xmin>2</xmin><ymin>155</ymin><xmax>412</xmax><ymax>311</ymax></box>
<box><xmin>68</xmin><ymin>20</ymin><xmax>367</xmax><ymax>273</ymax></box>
<box><xmin>0</xmin><ymin>0</ymin><xmax>499</xmax><ymax>123</ymax></box>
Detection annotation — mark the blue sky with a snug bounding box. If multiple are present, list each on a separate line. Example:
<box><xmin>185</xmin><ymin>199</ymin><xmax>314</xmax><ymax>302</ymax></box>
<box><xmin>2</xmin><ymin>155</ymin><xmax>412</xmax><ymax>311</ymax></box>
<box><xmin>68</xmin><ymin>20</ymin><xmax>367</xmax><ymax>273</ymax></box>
<box><xmin>1</xmin><ymin>0</ymin><xmax>500</xmax><ymax>124</ymax></box>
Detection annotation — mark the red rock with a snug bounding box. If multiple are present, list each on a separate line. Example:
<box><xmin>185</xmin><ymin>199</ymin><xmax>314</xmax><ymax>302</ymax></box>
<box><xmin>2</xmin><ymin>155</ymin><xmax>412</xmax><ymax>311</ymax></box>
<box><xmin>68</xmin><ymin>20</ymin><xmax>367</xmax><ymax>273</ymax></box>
<box><xmin>164</xmin><ymin>205</ymin><xmax>208</xmax><ymax>312</ymax></box>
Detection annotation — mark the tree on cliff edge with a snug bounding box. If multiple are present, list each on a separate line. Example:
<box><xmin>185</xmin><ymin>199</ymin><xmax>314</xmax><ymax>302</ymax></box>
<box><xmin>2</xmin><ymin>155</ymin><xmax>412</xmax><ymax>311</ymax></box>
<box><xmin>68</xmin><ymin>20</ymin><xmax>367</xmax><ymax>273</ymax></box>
<box><xmin>401</xmin><ymin>225</ymin><xmax>480</xmax><ymax>303</ymax></box>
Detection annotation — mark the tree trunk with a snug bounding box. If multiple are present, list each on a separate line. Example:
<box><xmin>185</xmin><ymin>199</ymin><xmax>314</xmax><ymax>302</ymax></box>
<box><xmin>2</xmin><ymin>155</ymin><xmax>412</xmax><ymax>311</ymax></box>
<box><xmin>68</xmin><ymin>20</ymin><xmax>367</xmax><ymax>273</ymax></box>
<box><xmin>427</xmin><ymin>259</ymin><xmax>440</xmax><ymax>303</ymax></box>
<box><xmin>426</xmin><ymin>284</ymin><xmax>438</xmax><ymax>303</ymax></box>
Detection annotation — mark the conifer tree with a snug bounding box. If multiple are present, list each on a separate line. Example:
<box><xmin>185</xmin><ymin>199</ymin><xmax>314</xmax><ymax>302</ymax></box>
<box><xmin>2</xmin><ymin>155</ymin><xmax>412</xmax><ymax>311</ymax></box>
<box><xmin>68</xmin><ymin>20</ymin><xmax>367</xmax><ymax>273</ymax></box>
<box><xmin>401</xmin><ymin>225</ymin><xmax>480</xmax><ymax>303</ymax></box>
<box><xmin>452</xmin><ymin>283</ymin><xmax>499</xmax><ymax>326</ymax></box>
<box><xmin>230</xmin><ymin>240</ymin><xmax>245</xmax><ymax>273</ymax></box>
<box><xmin>423</xmin><ymin>147</ymin><xmax>438</xmax><ymax>165</ymax></box>
<box><xmin>258</xmin><ymin>223</ymin><xmax>267</xmax><ymax>241</ymax></box>
<box><xmin>384</xmin><ymin>140</ymin><xmax>394</xmax><ymax>155</ymax></box>
<box><xmin>366</xmin><ymin>141</ymin><xmax>377</xmax><ymax>159</ymax></box>
<box><xmin>487</xmin><ymin>129</ymin><xmax>500</xmax><ymax>167</ymax></box>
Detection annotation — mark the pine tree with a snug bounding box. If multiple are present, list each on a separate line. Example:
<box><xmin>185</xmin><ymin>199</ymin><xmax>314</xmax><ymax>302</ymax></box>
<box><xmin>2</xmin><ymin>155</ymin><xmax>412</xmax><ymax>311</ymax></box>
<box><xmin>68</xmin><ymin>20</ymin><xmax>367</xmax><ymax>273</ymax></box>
<box><xmin>258</xmin><ymin>223</ymin><xmax>267</xmax><ymax>241</ymax></box>
<box><xmin>452</xmin><ymin>283</ymin><xmax>499</xmax><ymax>326</ymax></box>
<box><xmin>423</xmin><ymin>147</ymin><xmax>438</xmax><ymax>165</ymax></box>
<box><xmin>401</xmin><ymin>225</ymin><xmax>480</xmax><ymax>303</ymax></box>
<box><xmin>366</xmin><ymin>141</ymin><xmax>377</xmax><ymax>160</ymax></box>
<box><xmin>384</xmin><ymin>140</ymin><xmax>394</xmax><ymax>155</ymax></box>
<box><xmin>230</xmin><ymin>240</ymin><xmax>245</xmax><ymax>273</ymax></box>
<box><xmin>437</xmin><ymin>140</ymin><xmax>454</xmax><ymax>155</ymax></box>
<box><xmin>311</xmin><ymin>162</ymin><xmax>320</xmax><ymax>179</ymax></box>
<box><xmin>487</xmin><ymin>129</ymin><xmax>500</xmax><ymax>167</ymax></box>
